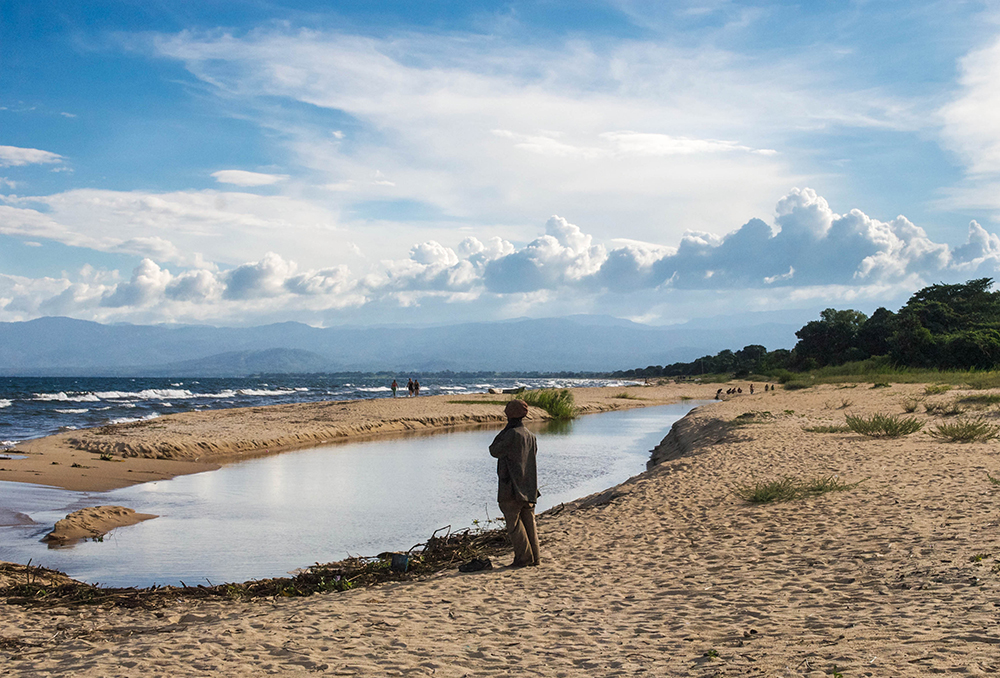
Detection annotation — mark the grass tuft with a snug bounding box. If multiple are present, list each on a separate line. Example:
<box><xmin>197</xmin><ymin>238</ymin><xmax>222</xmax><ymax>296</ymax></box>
<box><xmin>517</xmin><ymin>389</ymin><xmax>577</xmax><ymax>420</ymax></box>
<box><xmin>803</xmin><ymin>424</ymin><xmax>851</xmax><ymax>433</ymax></box>
<box><xmin>988</xmin><ymin>472</ymin><xmax>1000</xmax><ymax>486</ymax></box>
<box><xmin>735</xmin><ymin>475</ymin><xmax>865</xmax><ymax>504</ymax></box>
<box><xmin>845</xmin><ymin>412</ymin><xmax>923</xmax><ymax>437</ymax></box>
<box><xmin>901</xmin><ymin>396</ymin><xmax>923</xmax><ymax>413</ymax></box>
<box><xmin>924</xmin><ymin>384</ymin><xmax>952</xmax><ymax>395</ymax></box>
<box><xmin>926</xmin><ymin>417</ymin><xmax>1000</xmax><ymax>443</ymax></box>
<box><xmin>612</xmin><ymin>392</ymin><xmax>641</xmax><ymax>400</ymax></box>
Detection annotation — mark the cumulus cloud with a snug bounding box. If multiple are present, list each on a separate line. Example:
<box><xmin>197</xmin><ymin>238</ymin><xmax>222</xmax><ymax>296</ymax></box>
<box><xmin>0</xmin><ymin>145</ymin><xmax>64</xmax><ymax>167</ymax></box>
<box><xmin>484</xmin><ymin>216</ymin><xmax>606</xmax><ymax>293</ymax></box>
<box><xmin>4</xmin><ymin>188</ymin><xmax>1000</xmax><ymax>326</ymax></box>
<box><xmin>211</xmin><ymin>170</ymin><xmax>287</xmax><ymax>186</ymax></box>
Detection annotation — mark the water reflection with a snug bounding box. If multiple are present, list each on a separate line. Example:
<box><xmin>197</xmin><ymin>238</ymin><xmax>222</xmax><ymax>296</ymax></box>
<box><xmin>0</xmin><ymin>402</ymin><xmax>703</xmax><ymax>587</ymax></box>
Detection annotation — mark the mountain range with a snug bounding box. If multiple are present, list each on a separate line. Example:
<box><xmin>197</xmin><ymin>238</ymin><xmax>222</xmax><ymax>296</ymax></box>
<box><xmin>0</xmin><ymin>315</ymin><xmax>800</xmax><ymax>376</ymax></box>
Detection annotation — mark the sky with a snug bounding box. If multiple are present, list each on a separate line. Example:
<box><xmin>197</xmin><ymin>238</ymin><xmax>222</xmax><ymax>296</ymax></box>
<box><xmin>3</xmin><ymin>0</ymin><xmax>1000</xmax><ymax>329</ymax></box>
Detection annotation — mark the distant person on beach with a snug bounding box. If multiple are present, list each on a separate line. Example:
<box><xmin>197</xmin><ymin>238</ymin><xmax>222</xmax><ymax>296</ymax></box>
<box><xmin>414</xmin><ymin>380</ymin><xmax>420</xmax><ymax>396</ymax></box>
<box><xmin>489</xmin><ymin>399</ymin><xmax>541</xmax><ymax>568</ymax></box>
<box><xmin>407</xmin><ymin>378</ymin><xmax>414</xmax><ymax>396</ymax></box>
<box><xmin>391</xmin><ymin>379</ymin><xmax>398</xmax><ymax>397</ymax></box>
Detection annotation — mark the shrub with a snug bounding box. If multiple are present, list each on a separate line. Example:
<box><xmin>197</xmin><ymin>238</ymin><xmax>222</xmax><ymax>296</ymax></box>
<box><xmin>517</xmin><ymin>389</ymin><xmax>576</xmax><ymax>420</ymax></box>
<box><xmin>926</xmin><ymin>417</ymin><xmax>1000</xmax><ymax>443</ymax></box>
<box><xmin>846</xmin><ymin>412</ymin><xmax>923</xmax><ymax>437</ymax></box>
<box><xmin>925</xmin><ymin>384</ymin><xmax>951</xmax><ymax>395</ymax></box>
<box><xmin>901</xmin><ymin>397</ymin><xmax>923</xmax><ymax>413</ymax></box>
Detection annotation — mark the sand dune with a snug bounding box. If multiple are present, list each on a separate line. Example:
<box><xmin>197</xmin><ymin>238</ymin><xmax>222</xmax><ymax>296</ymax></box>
<box><xmin>42</xmin><ymin>506</ymin><xmax>158</xmax><ymax>544</ymax></box>
<box><xmin>3</xmin><ymin>382</ymin><xmax>1000</xmax><ymax>675</ymax></box>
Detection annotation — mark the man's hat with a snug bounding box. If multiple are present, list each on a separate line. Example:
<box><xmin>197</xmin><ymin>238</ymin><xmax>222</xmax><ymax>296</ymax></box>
<box><xmin>504</xmin><ymin>399</ymin><xmax>529</xmax><ymax>418</ymax></box>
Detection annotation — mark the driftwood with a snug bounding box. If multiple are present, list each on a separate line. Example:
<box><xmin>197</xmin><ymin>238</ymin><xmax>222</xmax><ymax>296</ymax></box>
<box><xmin>1</xmin><ymin>525</ymin><xmax>510</xmax><ymax>610</ymax></box>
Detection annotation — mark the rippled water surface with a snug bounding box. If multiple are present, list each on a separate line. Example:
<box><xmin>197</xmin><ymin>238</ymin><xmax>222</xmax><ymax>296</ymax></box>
<box><xmin>0</xmin><ymin>402</ymin><xmax>702</xmax><ymax>587</ymax></box>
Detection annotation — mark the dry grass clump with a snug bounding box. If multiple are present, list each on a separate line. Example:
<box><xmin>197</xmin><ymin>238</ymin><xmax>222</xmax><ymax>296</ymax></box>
<box><xmin>735</xmin><ymin>475</ymin><xmax>866</xmax><ymax>504</ymax></box>
<box><xmin>924</xmin><ymin>384</ymin><xmax>952</xmax><ymax>395</ymax></box>
<box><xmin>846</xmin><ymin>412</ymin><xmax>923</xmax><ymax>437</ymax></box>
<box><xmin>612</xmin><ymin>392</ymin><xmax>642</xmax><ymax>400</ymax></box>
<box><xmin>924</xmin><ymin>401</ymin><xmax>965</xmax><ymax>416</ymax></box>
<box><xmin>926</xmin><ymin>417</ymin><xmax>1000</xmax><ymax>443</ymax></box>
<box><xmin>901</xmin><ymin>396</ymin><xmax>923</xmax><ymax>413</ymax></box>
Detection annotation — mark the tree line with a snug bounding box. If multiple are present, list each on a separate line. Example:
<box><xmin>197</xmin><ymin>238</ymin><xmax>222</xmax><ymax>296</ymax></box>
<box><xmin>611</xmin><ymin>278</ymin><xmax>1000</xmax><ymax>379</ymax></box>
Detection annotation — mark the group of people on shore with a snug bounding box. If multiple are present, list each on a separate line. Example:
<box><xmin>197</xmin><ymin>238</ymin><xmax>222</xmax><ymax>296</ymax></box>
<box><xmin>715</xmin><ymin>383</ymin><xmax>774</xmax><ymax>399</ymax></box>
<box><xmin>390</xmin><ymin>378</ymin><xmax>421</xmax><ymax>397</ymax></box>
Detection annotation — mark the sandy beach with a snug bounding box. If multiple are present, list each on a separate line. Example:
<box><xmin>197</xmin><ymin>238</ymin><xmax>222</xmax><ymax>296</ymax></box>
<box><xmin>3</xmin><ymin>381</ymin><xmax>1000</xmax><ymax>676</ymax></box>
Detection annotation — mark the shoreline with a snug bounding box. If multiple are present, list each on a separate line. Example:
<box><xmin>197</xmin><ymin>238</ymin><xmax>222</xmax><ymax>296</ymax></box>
<box><xmin>3</xmin><ymin>382</ymin><xmax>1000</xmax><ymax>674</ymax></box>
<box><xmin>0</xmin><ymin>382</ymin><xmax>711</xmax><ymax>492</ymax></box>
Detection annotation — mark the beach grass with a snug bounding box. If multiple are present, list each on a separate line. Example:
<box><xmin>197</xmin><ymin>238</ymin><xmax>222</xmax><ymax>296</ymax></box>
<box><xmin>846</xmin><ymin>412</ymin><xmax>923</xmax><ymax>437</ymax></box>
<box><xmin>612</xmin><ymin>392</ymin><xmax>642</xmax><ymax>400</ymax></box>
<box><xmin>803</xmin><ymin>424</ymin><xmax>851</xmax><ymax>433</ymax></box>
<box><xmin>517</xmin><ymin>388</ymin><xmax>577</xmax><ymax>420</ymax></box>
<box><xmin>926</xmin><ymin>417</ymin><xmax>1000</xmax><ymax>443</ymax></box>
<box><xmin>988</xmin><ymin>473</ymin><xmax>1000</xmax><ymax>486</ymax></box>
<box><xmin>735</xmin><ymin>475</ymin><xmax>865</xmax><ymax>503</ymax></box>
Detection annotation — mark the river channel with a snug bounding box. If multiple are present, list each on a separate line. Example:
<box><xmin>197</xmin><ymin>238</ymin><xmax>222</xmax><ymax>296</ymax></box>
<box><xmin>0</xmin><ymin>402</ymin><xmax>703</xmax><ymax>587</ymax></box>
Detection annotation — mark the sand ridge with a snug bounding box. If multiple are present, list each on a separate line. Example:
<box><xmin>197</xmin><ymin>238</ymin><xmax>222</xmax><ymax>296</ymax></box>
<box><xmin>1</xmin><ymin>383</ymin><xmax>697</xmax><ymax>492</ymax></box>
<box><xmin>3</xmin><ymin>382</ymin><xmax>1000</xmax><ymax>675</ymax></box>
<box><xmin>42</xmin><ymin>506</ymin><xmax>158</xmax><ymax>544</ymax></box>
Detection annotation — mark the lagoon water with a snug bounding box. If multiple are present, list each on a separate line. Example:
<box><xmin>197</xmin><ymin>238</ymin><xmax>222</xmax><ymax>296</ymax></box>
<box><xmin>0</xmin><ymin>402</ymin><xmax>702</xmax><ymax>587</ymax></box>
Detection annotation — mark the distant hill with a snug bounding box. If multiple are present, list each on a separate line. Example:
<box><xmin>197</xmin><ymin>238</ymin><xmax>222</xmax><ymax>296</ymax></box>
<box><xmin>0</xmin><ymin>315</ymin><xmax>799</xmax><ymax>375</ymax></box>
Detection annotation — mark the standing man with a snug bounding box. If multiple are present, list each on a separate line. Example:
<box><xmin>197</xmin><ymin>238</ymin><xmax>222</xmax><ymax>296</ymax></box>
<box><xmin>489</xmin><ymin>399</ymin><xmax>541</xmax><ymax>567</ymax></box>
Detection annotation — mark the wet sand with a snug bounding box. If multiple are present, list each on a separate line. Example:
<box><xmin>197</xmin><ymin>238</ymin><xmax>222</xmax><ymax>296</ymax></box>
<box><xmin>3</xmin><ymin>382</ymin><xmax>1000</xmax><ymax>675</ymax></box>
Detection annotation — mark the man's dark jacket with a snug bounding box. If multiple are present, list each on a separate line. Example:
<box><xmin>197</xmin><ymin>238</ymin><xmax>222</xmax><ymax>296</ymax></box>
<box><xmin>489</xmin><ymin>420</ymin><xmax>539</xmax><ymax>504</ymax></box>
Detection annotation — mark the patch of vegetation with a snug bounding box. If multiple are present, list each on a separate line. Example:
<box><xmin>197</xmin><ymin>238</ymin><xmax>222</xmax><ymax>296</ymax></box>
<box><xmin>730</xmin><ymin>411</ymin><xmax>774</xmax><ymax>426</ymax></box>
<box><xmin>783</xmin><ymin>380</ymin><xmax>813</xmax><ymax>390</ymax></box>
<box><xmin>925</xmin><ymin>384</ymin><xmax>952</xmax><ymax>395</ymax></box>
<box><xmin>98</xmin><ymin>453</ymin><xmax>115</xmax><ymax>462</ymax></box>
<box><xmin>924</xmin><ymin>401</ymin><xmax>965</xmax><ymax>417</ymax></box>
<box><xmin>871</xmin><ymin>382</ymin><xmax>891</xmax><ymax>389</ymax></box>
<box><xmin>612</xmin><ymin>392</ymin><xmax>641</xmax><ymax>400</ymax></box>
<box><xmin>969</xmin><ymin>553</ymin><xmax>992</xmax><ymax>563</ymax></box>
<box><xmin>803</xmin><ymin>425</ymin><xmax>851</xmax><ymax>433</ymax></box>
<box><xmin>517</xmin><ymin>389</ymin><xmax>576</xmax><ymax>420</ymax></box>
<box><xmin>838</xmin><ymin>398</ymin><xmax>853</xmax><ymax>409</ymax></box>
<box><xmin>735</xmin><ymin>475</ymin><xmax>866</xmax><ymax>504</ymax></box>
<box><xmin>901</xmin><ymin>397</ymin><xmax>923</xmax><ymax>413</ymax></box>
<box><xmin>845</xmin><ymin>412</ymin><xmax>923</xmax><ymax>437</ymax></box>
<box><xmin>957</xmin><ymin>393</ymin><xmax>1000</xmax><ymax>407</ymax></box>
<box><xmin>988</xmin><ymin>472</ymin><xmax>1000</xmax><ymax>486</ymax></box>
<box><xmin>926</xmin><ymin>417</ymin><xmax>1000</xmax><ymax>443</ymax></box>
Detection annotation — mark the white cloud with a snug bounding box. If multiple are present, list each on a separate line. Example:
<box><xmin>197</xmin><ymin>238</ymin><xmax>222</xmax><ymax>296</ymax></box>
<box><xmin>0</xmin><ymin>145</ymin><xmax>64</xmax><ymax>167</ymax></box>
<box><xmin>940</xmin><ymin>34</ymin><xmax>1000</xmax><ymax>176</ymax></box>
<box><xmin>211</xmin><ymin>169</ymin><xmax>287</xmax><ymax>186</ymax></box>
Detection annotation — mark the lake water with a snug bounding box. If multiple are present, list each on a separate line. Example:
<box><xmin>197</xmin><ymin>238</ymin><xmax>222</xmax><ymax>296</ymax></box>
<box><xmin>0</xmin><ymin>402</ymin><xmax>702</xmax><ymax>587</ymax></box>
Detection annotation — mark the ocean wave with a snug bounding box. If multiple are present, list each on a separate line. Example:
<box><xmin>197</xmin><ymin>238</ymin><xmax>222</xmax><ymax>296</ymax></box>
<box><xmin>94</xmin><ymin>389</ymin><xmax>196</xmax><ymax>400</ymax></box>
<box><xmin>1</xmin><ymin>440</ymin><xmax>18</xmax><ymax>448</ymax></box>
<box><xmin>357</xmin><ymin>386</ymin><xmax>392</xmax><ymax>392</ymax></box>
<box><xmin>108</xmin><ymin>413</ymin><xmax>161</xmax><ymax>426</ymax></box>
<box><xmin>55</xmin><ymin>408</ymin><xmax>90</xmax><ymax>414</ymax></box>
<box><xmin>0</xmin><ymin>399</ymin><xmax>11</xmax><ymax>408</ymax></box>
<box><xmin>236</xmin><ymin>388</ymin><xmax>298</xmax><ymax>397</ymax></box>
<box><xmin>34</xmin><ymin>392</ymin><xmax>102</xmax><ymax>402</ymax></box>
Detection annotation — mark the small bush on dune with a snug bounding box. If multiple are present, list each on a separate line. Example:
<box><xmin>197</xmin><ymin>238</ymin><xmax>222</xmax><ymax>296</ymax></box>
<box><xmin>924</xmin><ymin>401</ymin><xmax>965</xmax><ymax>416</ymax></box>
<box><xmin>901</xmin><ymin>397</ymin><xmax>923</xmax><ymax>413</ymax></box>
<box><xmin>927</xmin><ymin>417</ymin><xmax>1000</xmax><ymax>443</ymax></box>
<box><xmin>516</xmin><ymin>389</ymin><xmax>576</xmax><ymax>420</ymax></box>
<box><xmin>846</xmin><ymin>412</ymin><xmax>923</xmax><ymax>437</ymax></box>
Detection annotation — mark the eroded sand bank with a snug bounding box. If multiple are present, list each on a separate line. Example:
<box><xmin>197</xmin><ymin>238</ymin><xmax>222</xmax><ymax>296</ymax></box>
<box><xmin>2</xmin><ymin>382</ymin><xmax>1000</xmax><ymax>675</ymax></box>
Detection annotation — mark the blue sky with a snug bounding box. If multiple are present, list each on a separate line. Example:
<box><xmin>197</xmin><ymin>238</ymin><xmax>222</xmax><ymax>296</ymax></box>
<box><xmin>3</xmin><ymin>0</ymin><xmax>1000</xmax><ymax>328</ymax></box>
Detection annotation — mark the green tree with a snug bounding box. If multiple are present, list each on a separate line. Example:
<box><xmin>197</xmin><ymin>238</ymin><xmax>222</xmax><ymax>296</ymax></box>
<box><xmin>793</xmin><ymin>308</ymin><xmax>869</xmax><ymax>367</ymax></box>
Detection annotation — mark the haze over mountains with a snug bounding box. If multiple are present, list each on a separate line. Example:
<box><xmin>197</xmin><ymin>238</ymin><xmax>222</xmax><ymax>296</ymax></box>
<box><xmin>0</xmin><ymin>316</ymin><xmax>800</xmax><ymax>376</ymax></box>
